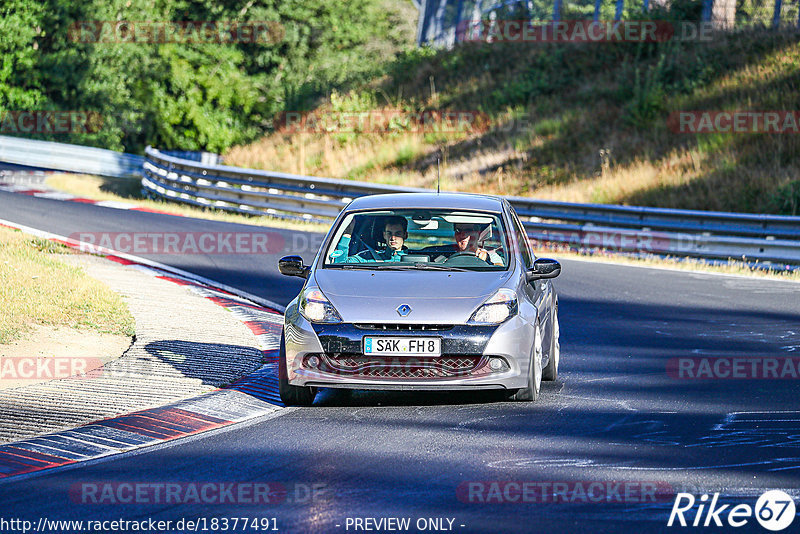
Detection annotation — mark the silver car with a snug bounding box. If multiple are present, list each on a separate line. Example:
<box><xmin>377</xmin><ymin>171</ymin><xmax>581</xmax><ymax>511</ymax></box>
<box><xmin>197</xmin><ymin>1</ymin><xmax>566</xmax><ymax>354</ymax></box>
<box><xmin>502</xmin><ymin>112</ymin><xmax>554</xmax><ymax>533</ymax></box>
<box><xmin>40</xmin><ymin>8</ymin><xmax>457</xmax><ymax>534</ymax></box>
<box><xmin>277</xmin><ymin>193</ymin><xmax>561</xmax><ymax>406</ymax></box>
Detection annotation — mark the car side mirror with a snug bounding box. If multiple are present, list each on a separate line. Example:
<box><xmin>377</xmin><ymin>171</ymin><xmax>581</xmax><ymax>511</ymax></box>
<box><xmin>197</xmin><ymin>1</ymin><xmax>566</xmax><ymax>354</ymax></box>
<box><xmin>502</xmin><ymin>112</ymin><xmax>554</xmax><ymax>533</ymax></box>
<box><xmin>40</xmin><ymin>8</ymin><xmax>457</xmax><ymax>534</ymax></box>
<box><xmin>526</xmin><ymin>258</ymin><xmax>561</xmax><ymax>283</ymax></box>
<box><xmin>279</xmin><ymin>255</ymin><xmax>310</xmax><ymax>279</ymax></box>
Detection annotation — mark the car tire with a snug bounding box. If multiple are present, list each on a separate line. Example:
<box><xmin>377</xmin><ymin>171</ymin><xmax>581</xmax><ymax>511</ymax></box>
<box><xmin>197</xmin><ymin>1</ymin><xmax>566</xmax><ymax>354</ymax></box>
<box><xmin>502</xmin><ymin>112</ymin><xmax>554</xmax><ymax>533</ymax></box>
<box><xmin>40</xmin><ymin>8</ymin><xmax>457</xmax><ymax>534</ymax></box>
<box><xmin>509</xmin><ymin>323</ymin><xmax>542</xmax><ymax>402</ymax></box>
<box><xmin>278</xmin><ymin>333</ymin><xmax>316</xmax><ymax>407</ymax></box>
<box><xmin>543</xmin><ymin>307</ymin><xmax>559</xmax><ymax>381</ymax></box>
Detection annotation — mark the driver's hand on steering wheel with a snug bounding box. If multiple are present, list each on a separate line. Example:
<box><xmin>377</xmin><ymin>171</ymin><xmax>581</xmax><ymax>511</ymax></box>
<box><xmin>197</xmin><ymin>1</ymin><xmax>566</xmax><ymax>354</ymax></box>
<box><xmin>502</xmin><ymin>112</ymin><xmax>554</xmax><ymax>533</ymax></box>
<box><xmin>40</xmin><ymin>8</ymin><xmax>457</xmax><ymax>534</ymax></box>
<box><xmin>476</xmin><ymin>248</ymin><xmax>492</xmax><ymax>264</ymax></box>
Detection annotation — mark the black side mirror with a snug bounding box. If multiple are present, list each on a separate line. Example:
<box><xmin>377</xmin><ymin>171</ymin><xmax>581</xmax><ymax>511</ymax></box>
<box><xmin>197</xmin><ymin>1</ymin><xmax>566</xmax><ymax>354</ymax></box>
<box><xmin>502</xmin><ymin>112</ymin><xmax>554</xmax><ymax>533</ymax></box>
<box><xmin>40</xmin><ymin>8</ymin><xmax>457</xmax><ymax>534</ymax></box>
<box><xmin>526</xmin><ymin>258</ymin><xmax>561</xmax><ymax>282</ymax></box>
<box><xmin>279</xmin><ymin>255</ymin><xmax>310</xmax><ymax>279</ymax></box>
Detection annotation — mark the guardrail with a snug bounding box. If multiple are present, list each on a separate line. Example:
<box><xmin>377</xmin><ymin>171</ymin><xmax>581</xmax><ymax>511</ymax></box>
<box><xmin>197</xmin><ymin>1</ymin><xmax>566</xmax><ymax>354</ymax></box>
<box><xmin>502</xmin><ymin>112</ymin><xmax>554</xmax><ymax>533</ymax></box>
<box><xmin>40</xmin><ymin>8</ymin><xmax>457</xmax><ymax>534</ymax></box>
<box><xmin>144</xmin><ymin>146</ymin><xmax>800</xmax><ymax>266</ymax></box>
<box><xmin>1</xmin><ymin>135</ymin><xmax>796</xmax><ymax>266</ymax></box>
<box><xmin>0</xmin><ymin>135</ymin><xmax>143</xmax><ymax>178</ymax></box>
<box><xmin>142</xmin><ymin>146</ymin><xmax>427</xmax><ymax>221</ymax></box>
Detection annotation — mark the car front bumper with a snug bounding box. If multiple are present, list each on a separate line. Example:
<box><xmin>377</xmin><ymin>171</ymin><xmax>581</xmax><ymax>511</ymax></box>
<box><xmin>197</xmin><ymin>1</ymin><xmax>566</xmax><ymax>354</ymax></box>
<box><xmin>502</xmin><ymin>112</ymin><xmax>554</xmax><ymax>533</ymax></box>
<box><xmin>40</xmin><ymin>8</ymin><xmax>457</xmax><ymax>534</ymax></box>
<box><xmin>283</xmin><ymin>300</ymin><xmax>534</xmax><ymax>391</ymax></box>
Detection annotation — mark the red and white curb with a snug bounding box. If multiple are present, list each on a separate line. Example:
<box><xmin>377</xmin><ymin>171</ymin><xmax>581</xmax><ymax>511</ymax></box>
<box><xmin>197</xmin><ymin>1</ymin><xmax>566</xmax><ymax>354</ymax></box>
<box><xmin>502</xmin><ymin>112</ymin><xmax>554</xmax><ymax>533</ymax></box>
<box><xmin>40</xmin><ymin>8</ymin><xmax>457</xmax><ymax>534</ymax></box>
<box><xmin>0</xmin><ymin>392</ymin><xmax>280</xmax><ymax>479</ymax></box>
<box><xmin>0</xmin><ymin>218</ymin><xmax>290</xmax><ymax>481</ymax></box>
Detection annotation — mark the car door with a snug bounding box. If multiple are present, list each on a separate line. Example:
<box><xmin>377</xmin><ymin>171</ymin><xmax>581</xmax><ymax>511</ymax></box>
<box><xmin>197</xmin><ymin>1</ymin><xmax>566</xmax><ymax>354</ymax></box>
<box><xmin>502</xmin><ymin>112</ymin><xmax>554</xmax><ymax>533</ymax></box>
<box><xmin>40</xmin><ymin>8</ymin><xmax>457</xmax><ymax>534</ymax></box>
<box><xmin>508</xmin><ymin>205</ymin><xmax>553</xmax><ymax>354</ymax></box>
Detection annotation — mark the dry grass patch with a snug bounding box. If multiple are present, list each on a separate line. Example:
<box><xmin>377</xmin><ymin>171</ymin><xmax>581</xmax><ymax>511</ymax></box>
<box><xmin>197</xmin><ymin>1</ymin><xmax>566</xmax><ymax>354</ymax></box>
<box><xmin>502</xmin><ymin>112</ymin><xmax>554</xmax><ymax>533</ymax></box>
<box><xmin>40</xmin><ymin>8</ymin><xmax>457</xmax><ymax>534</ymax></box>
<box><xmin>224</xmin><ymin>31</ymin><xmax>800</xmax><ymax>215</ymax></box>
<box><xmin>0</xmin><ymin>226</ymin><xmax>135</xmax><ymax>343</ymax></box>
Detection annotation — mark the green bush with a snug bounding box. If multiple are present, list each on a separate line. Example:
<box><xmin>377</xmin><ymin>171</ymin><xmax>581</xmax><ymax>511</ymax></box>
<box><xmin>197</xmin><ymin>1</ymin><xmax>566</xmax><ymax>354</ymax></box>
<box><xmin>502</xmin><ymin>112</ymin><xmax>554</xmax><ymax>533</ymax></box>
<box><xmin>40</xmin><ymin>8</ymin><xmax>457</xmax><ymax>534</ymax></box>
<box><xmin>0</xmin><ymin>0</ymin><xmax>415</xmax><ymax>153</ymax></box>
<box><xmin>770</xmin><ymin>181</ymin><xmax>800</xmax><ymax>215</ymax></box>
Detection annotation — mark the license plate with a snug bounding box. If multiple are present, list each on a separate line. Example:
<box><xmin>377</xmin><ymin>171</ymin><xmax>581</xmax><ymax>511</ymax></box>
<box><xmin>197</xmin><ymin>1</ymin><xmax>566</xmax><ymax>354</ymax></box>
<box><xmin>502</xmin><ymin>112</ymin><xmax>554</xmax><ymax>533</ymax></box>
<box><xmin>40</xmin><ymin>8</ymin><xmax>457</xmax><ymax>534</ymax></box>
<box><xmin>363</xmin><ymin>337</ymin><xmax>441</xmax><ymax>356</ymax></box>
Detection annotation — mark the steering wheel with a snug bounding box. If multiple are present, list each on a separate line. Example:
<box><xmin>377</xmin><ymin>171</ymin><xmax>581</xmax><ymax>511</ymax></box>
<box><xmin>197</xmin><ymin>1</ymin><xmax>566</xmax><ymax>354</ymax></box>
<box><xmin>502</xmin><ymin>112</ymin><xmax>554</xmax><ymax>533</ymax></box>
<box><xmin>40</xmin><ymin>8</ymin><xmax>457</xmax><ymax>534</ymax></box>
<box><xmin>446</xmin><ymin>250</ymin><xmax>500</xmax><ymax>265</ymax></box>
<box><xmin>444</xmin><ymin>252</ymin><xmax>477</xmax><ymax>261</ymax></box>
<box><xmin>443</xmin><ymin>251</ymin><xmax>488</xmax><ymax>265</ymax></box>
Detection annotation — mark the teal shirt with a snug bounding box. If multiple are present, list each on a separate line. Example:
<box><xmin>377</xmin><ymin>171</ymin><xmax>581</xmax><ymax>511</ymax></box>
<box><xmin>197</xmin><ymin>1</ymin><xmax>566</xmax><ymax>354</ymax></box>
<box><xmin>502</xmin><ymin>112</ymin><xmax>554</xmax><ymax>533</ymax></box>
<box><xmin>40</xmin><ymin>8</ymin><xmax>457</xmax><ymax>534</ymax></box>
<box><xmin>349</xmin><ymin>246</ymin><xmax>408</xmax><ymax>263</ymax></box>
<box><xmin>328</xmin><ymin>235</ymin><xmax>351</xmax><ymax>264</ymax></box>
<box><xmin>328</xmin><ymin>235</ymin><xmax>408</xmax><ymax>263</ymax></box>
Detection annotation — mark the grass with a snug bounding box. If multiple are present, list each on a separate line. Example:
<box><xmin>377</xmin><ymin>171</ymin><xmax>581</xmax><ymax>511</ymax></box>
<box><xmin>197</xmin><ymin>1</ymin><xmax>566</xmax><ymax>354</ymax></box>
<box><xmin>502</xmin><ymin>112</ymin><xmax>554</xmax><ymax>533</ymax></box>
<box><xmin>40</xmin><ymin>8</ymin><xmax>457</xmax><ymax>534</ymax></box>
<box><xmin>0</xmin><ymin>226</ymin><xmax>135</xmax><ymax>344</ymax></box>
<box><xmin>223</xmin><ymin>28</ymin><xmax>800</xmax><ymax>215</ymax></box>
<box><xmin>45</xmin><ymin>174</ymin><xmax>330</xmax><ymax>233</ymax></box>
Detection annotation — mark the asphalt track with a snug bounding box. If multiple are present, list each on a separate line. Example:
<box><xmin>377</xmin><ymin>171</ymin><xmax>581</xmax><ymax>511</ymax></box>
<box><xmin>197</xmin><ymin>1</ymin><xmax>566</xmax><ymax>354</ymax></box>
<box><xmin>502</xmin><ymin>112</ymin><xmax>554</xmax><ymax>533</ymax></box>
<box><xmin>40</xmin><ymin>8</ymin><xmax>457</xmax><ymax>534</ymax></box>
<box><xmin>1</xmin><ymin>190</ymin><xmax>799</xmax><ymax>533</ymax></box>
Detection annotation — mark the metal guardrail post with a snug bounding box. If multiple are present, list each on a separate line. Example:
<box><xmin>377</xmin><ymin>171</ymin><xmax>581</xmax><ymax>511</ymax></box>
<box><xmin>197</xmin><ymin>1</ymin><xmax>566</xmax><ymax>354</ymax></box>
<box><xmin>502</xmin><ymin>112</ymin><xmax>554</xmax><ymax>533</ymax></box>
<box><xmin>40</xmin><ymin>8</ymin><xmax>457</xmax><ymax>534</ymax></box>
<box><xmin>772</xmin><ymin>0</ymin><xmax>783</xmax><ymax>27</ymax></box>
<box><xmin>0</xmin><ymin>135</ymin><xmax>143</xmax><ymax>178</ymax></box>
<box><xmin>701</xmin><ymin>0</ymin><xmax>714</xmax><ymax>21</ymax></box>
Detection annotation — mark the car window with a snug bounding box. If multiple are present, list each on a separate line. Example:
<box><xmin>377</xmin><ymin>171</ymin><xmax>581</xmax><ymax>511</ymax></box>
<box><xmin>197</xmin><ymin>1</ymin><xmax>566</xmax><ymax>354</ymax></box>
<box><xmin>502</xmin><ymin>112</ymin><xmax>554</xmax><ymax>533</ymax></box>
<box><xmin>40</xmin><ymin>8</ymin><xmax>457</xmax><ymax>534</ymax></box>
<box><xmin>509</xmin><ymin>208</ymin><xmax>534</xmax><ymax>269</ymax></box>
<box><xmin>324</xmin><ymin>209</ymin><xmax>510</xmax><ymax>271</ymax></box>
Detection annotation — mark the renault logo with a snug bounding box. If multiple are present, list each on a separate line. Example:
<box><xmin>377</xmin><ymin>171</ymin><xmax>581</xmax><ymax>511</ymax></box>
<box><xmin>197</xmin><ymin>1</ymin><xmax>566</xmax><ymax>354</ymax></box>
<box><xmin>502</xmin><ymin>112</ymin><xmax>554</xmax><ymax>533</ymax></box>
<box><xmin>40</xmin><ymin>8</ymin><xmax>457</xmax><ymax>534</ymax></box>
<box><xmin>396</xmin><ymin>304</ymin><xmax>412</xmax><ymax>317</ymax></box>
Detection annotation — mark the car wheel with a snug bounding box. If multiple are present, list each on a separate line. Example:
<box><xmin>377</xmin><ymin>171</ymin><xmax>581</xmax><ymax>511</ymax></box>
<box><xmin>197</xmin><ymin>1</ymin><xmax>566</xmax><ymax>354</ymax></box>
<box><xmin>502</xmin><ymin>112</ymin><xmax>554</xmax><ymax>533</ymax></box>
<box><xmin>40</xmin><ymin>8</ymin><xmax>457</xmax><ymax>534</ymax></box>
<box><xmin>278</xmin><ymin>333</ymin><xmax>316</xmax><ymax>406</ymax></box>
<box><xmin>543</xmin><ymin>307</ymin><xmax>559</xmax><ymax>381</ymax></box>
<box><xmin>509</xmin><ymin>323</ymin><xmax>542</xmax><ymax>402</ymax></box>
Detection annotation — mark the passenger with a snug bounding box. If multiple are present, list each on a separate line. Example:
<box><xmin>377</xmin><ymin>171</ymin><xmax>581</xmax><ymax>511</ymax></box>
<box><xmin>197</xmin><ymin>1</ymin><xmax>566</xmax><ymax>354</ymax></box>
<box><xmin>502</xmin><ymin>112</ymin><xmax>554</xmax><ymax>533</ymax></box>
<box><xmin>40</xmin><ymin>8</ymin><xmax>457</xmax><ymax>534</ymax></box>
<box><xmin>349</xmin><ymin>216</ymin><xmax>409</xmax><ymax>262</ymax></box>
<box><xmin>328</xmin><ymin>220</ymin><xmax>355</xmax><ymax>263</ymax></box>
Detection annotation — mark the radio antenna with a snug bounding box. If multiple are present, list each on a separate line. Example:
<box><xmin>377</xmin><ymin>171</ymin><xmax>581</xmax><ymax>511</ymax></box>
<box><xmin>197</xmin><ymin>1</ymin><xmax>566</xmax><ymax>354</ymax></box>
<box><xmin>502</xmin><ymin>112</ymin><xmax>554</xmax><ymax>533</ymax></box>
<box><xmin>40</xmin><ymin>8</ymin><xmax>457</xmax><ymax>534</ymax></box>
<box><xmin>436</xmin><ymin>156</ymin><xmax>441</xmax><ymax>195</ymax></box>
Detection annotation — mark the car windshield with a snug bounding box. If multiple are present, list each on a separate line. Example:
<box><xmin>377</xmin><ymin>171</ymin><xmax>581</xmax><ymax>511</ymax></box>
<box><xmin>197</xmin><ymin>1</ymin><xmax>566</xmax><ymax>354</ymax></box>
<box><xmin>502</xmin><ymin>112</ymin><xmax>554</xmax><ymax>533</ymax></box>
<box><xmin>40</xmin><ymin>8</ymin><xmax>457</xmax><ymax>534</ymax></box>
<box><xmin>323</xmin><ymin>209</ymin><xmax>510</xmax><ymax>271</ymax></box>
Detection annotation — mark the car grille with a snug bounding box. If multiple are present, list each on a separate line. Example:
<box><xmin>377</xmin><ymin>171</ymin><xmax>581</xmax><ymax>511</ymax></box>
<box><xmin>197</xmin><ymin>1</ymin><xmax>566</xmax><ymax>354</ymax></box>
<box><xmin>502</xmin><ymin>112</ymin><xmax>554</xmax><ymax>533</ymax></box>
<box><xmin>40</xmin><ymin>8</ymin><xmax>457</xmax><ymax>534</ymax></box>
<box><xmin>311</xmin><ymin>354</ymin><xmax>491</xmax><ymax>379</ymax></box>
<box><xmin>353</xmin><ymin>324</ymin><xmax>454</xmax><ymax>331</ymax></box>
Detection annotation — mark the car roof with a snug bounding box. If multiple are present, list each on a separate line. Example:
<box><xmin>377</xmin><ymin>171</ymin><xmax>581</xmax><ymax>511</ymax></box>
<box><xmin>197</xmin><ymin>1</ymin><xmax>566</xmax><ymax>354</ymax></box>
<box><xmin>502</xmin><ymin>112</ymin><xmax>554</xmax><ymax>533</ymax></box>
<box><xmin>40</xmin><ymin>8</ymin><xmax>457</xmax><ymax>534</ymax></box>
<box><xmin>344</xmin><ymin>193</ymin><xmax>506</xmax><ymax>212</ymax></box>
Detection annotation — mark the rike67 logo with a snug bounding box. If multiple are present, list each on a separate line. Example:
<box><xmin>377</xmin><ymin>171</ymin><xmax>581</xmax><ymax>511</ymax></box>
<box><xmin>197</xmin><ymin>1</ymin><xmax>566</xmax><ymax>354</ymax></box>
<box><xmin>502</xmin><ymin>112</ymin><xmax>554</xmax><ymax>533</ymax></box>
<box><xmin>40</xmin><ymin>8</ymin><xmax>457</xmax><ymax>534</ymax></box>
<box><xmin>668</xmin><ymin>490</ymin><xmax>796</xmax><ymax>531</ymax></box>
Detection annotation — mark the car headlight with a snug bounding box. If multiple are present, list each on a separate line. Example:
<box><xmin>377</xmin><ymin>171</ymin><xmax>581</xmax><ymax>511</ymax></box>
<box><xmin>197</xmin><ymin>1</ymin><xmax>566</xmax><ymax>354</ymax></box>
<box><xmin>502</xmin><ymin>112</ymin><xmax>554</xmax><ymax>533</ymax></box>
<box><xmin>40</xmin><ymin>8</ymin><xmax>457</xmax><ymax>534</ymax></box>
<box><xmin>299</xmin><ymin>288</ymin><xmax>342</xmax><ymax>324</ymax></box>
<box><xmin>468</xmin><ymin>288</ymin><xmax>518</xmax><ymax>325</ymax></box>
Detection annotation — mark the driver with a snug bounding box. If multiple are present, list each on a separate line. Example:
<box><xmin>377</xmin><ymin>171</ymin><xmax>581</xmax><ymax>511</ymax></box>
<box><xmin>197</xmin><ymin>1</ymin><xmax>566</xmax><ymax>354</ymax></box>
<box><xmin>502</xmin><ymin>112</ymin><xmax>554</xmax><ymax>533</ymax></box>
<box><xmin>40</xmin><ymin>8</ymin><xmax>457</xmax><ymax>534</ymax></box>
<box><xmin>349</xmin><ymin>216</ymin><xmax>409</xmax><ymax>262</ymax></box>
<box><xmin>454</xmin><ymin>223</ymin><xmax>488</xmax><ymax>260</ymax></box>
<box><xmin>421</xmin><ymin>222</ymin><xmax>502</xmax><ymax>264</ymax></box>
<box><xmin>450</xmin><ymin>222</ymin><xmax>502</xmax><ymax>264</ymax></box>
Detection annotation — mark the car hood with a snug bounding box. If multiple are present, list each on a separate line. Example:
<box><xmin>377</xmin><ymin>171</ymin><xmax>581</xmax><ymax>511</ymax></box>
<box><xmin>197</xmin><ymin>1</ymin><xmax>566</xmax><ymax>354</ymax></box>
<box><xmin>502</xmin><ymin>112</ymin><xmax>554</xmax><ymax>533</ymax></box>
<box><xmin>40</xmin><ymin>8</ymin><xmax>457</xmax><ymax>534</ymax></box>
<box><xmin>313</xmin><ymin>270</ymin><xmax>511</xmax><ymax>324</ymax></box>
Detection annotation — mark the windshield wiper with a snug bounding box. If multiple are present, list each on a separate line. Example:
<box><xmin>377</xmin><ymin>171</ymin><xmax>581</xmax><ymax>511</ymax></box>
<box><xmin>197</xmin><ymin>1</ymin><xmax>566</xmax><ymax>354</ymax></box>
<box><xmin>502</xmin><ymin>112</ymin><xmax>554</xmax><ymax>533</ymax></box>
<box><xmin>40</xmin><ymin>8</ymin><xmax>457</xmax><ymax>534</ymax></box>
<box><xmin>411</xmin><ymin>263</ymin><xmax>469</xmax><ymax>272</ymax></box>
<box><xmin>326</xmin><ymin>263</ymin><xmax>470</xmax><ymax>272</ymax></box>
<box><xmin>325</xmin><ymin>264</ymin><xmax>379</xmax><ymax>269</ymax></box>
<box><xmin>326</xmin><ymin>264</ymin><xmax>409</xmax><ymax>270</ymax></box>
<box><xmin>348</xmin><ymin>263</ymin><xmax>470</xmax><ymax>272</ymax></box>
